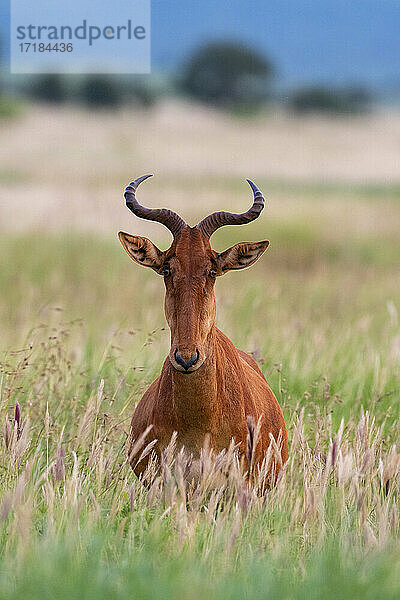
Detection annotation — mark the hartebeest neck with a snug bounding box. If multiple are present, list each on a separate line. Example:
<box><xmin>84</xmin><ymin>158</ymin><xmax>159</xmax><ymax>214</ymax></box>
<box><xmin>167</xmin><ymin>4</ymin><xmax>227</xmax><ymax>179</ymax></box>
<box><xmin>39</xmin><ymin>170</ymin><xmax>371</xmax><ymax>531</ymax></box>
<box><xmin>170</xmin><ymin>326</ymin><xmax>219</xmax><ymax>430</ymax></box>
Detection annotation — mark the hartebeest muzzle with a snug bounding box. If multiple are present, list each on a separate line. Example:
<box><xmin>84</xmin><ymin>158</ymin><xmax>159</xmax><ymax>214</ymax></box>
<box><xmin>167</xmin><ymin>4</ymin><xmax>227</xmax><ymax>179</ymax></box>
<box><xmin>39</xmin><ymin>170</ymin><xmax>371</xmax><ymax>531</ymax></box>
<box><xmin>174</xmin><ymin>349</ymin><xmax>200</xmax><ymax>372</ymax></box>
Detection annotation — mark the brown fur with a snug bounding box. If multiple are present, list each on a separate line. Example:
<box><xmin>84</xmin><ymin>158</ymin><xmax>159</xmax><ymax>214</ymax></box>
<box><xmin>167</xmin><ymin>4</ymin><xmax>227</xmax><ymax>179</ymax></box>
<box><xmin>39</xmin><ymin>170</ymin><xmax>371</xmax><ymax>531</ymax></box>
<box><xmin>119</xmin><ymin>226</ymin><xmax>288</xmax><ymax>478</ymax></box>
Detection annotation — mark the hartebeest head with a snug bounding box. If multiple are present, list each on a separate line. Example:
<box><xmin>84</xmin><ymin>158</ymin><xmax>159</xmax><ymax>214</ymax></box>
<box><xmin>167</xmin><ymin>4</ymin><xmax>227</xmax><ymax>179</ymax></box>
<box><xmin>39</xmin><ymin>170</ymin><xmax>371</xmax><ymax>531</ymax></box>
<box><xmin>119</xmin><ymin>175</ymin><xmax>269</xmax><ymax>373</ymax></box>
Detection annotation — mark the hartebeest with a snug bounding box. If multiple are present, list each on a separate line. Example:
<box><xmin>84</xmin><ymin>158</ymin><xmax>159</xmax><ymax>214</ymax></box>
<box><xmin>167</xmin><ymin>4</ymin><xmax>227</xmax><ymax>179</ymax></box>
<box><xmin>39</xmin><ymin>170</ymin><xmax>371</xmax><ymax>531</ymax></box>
<box><xmin>119</xmin><ymin>175</ymin><xmax>288</xmax><ymax>479</ymax></box>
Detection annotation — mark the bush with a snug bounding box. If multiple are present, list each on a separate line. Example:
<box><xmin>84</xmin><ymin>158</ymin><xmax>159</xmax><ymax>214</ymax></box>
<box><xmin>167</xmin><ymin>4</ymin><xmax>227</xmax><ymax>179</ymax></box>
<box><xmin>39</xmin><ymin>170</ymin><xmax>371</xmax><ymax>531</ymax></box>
<box><xmin>125</xmin><ymin>76</ymin><xmax>161</xmax><ymax>109</ymax></box>
<box><xmin>289</xmin><ymin>85</ymin><xmax>371</xmax><ymax>115</ymax></box>
<box><xmin>79</xmin><ymin>76</ymin><xmax>123</xmax><ymax>108</ymax></box>
<box><xmin>30</xmin><ymin>75</ymin><xmax>66</xmax><ymax>103</ymax></box>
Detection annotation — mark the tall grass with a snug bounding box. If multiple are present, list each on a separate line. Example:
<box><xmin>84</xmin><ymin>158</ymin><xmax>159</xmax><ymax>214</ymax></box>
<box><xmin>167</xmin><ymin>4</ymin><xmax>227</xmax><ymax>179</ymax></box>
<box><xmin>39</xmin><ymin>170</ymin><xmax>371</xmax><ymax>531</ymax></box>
<box><xmin>0</xmin><ymin>324</ymin><xmax>399</xmax><ymax>598</ymax></box>
<box><xmin>0</xmin><ymin>221</ymin><xmax>399</xmax><ymax>598</ymax></box>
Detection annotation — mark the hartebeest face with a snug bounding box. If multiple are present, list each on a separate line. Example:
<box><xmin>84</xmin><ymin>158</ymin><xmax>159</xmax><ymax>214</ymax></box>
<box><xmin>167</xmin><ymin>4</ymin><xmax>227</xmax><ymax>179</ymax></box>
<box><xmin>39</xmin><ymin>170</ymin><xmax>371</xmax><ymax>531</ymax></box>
<box><xmin>162</xmin><ymin>228</ymin><xmax>217</xmax><ymax>372</ymax></box>
<box><xmin>118</xmin><ymin>175</ymin><xmax>269</xmax><ymax>374</ymax></box>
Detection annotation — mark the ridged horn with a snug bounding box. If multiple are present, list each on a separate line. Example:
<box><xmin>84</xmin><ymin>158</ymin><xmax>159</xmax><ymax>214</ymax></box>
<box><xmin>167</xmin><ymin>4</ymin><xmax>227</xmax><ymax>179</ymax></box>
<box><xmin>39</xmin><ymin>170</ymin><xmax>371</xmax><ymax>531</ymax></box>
<box><xmin>124</xmin><ymin>174</ymin><xmax>187</xmax><ymax>239</ymax></box>
<box><xmin>196</xmin><ymin>179</ymin><xmax>265</xmax><ymax>239</ymax></box>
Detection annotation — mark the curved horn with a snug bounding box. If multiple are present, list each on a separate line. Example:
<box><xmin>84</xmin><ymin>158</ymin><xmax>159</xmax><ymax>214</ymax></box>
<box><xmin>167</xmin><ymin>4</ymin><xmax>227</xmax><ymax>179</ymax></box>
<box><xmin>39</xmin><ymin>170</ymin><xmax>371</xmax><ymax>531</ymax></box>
<box><xmin>196</xmin><ymin>179</ymin><xmax>265</xmax><ymax>239</ymax></box>
<box><xmin>124</xmin><ymin>174</ymin><xmax>187</xmax><ymax>239</ymax></box>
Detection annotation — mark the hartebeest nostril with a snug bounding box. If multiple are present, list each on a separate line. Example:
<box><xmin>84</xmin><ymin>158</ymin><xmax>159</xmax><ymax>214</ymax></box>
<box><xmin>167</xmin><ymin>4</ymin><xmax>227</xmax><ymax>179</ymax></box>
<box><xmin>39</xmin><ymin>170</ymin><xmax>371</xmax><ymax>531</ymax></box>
<box><xmin>174</xmin><ymin>349</ymin><xmax>200</xmax><ymax>371</ymax></box>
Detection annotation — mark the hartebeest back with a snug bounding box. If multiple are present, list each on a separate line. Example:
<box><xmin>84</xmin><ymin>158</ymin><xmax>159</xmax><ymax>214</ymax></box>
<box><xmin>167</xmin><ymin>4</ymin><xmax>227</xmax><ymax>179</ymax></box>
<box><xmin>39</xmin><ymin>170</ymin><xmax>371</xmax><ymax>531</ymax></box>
<box><xmin>119</xmin><ymin>175</ymin><xmax>288</xmax><ymax>479</ymax></box>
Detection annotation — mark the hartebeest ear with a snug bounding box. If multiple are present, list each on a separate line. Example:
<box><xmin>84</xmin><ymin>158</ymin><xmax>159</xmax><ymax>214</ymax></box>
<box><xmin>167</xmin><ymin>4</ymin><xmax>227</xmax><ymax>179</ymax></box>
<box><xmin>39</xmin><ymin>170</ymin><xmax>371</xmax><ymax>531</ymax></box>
<box><xmin>118</xmin><ymin>231</ymin><xmax>164</xmax><ymax>272</ymax></box>
<box><xmin>216</xmin><ymin>240</ymin><xmax>269</xmax><ymax>274</ymax></box>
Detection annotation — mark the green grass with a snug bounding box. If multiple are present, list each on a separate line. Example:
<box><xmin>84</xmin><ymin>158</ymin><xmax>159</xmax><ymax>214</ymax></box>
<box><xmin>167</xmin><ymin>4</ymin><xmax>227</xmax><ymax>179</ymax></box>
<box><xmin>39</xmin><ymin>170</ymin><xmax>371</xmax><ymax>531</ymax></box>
<box><xmin>0</xmin><ymin>96</ymin><xmax>24</xmax><ymax>121</ymax></box>
<box><xmin>0</xmin><ymin>212</ymin><xmax>399</xmax><ymax>598</ymax></box>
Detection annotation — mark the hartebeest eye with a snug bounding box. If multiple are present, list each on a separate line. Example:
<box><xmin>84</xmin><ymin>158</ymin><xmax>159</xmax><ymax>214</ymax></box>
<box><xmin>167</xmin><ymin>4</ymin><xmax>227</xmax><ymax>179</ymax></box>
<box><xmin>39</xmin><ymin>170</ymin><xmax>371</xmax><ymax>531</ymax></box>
<box><xmin>162</xmin><ymin>265</ymin><xmax>171</xmax><ymax>277</ymax></box>
<box><xmin>209</xmin><ymin>269</ymin><xmax>217</xmax><ymax>278</ymax></box>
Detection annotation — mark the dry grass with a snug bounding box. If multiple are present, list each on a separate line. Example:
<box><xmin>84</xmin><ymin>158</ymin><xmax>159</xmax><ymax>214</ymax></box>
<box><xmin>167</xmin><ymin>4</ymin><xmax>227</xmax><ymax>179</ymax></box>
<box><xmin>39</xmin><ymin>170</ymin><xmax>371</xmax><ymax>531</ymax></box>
<box><xmin>1</xmin><ymin>101</ymin><xmax>400</xmax><ymax>236</ymax></box>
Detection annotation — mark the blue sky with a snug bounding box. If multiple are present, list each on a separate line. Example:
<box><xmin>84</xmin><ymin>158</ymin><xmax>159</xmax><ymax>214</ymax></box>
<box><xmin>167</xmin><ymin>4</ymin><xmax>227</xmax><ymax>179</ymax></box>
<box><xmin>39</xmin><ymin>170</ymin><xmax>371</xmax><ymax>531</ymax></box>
<box><xmin>1</xmin><ymin>0</ymin><xmax>400</xmax><ymax>90</ymax></box>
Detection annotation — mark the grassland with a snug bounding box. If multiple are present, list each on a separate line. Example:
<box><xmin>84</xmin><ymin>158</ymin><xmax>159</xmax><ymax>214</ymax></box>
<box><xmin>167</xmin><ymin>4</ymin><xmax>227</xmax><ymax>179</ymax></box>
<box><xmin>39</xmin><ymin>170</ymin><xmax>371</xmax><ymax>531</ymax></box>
<box><xmin>0</xmin><ymin>104</ymin><xmax>399</xmax><ymax>598</ymax></box>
